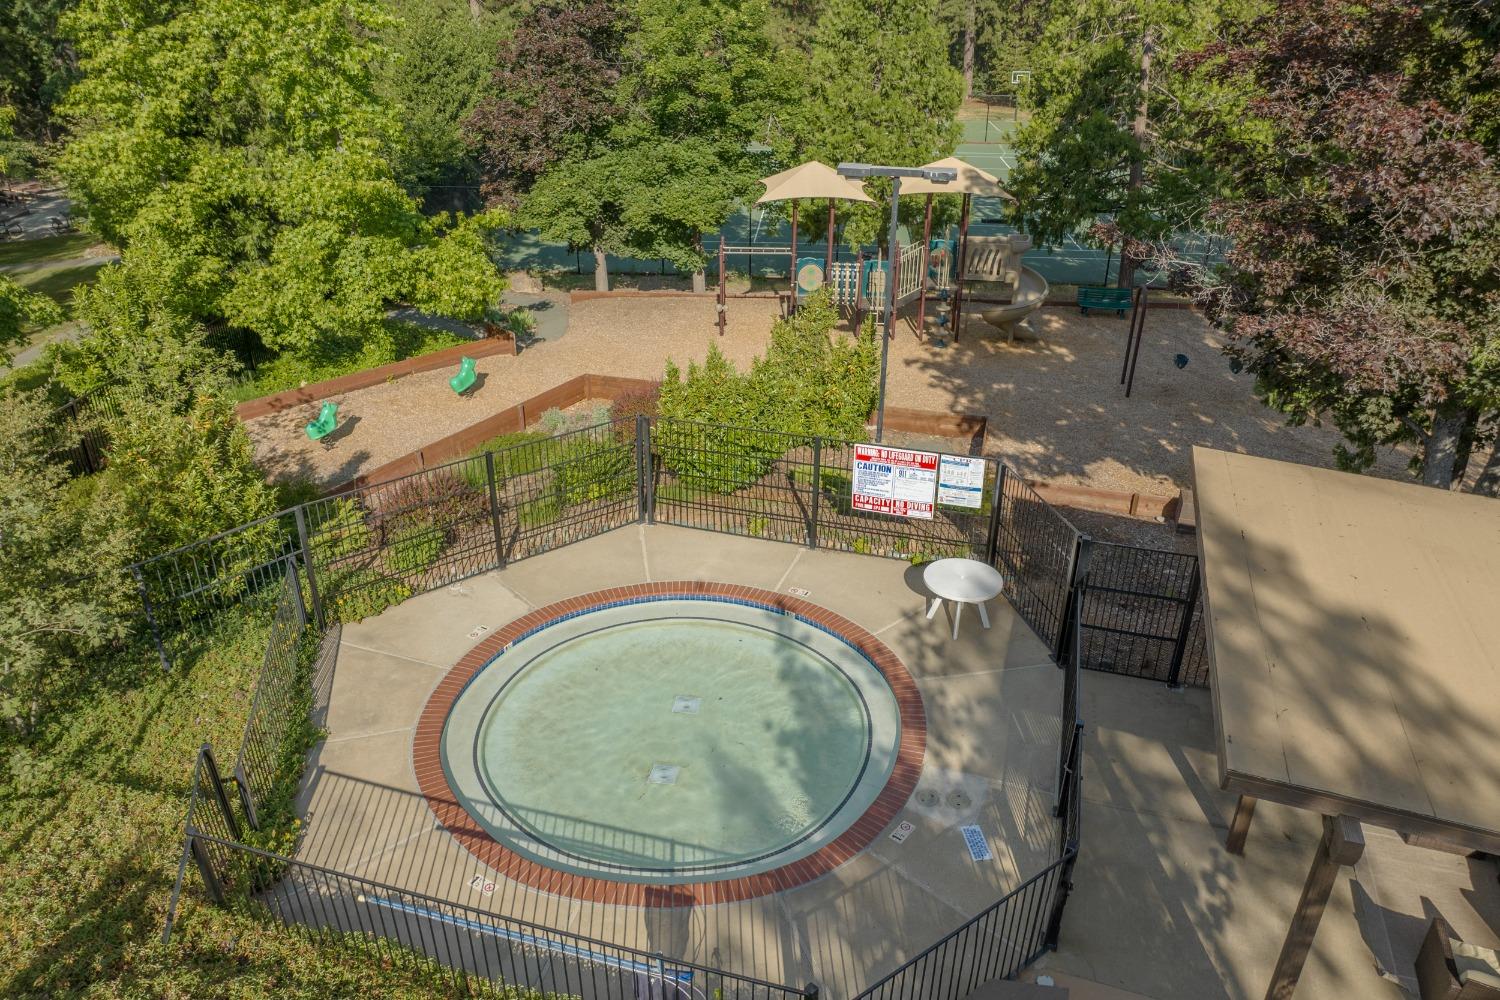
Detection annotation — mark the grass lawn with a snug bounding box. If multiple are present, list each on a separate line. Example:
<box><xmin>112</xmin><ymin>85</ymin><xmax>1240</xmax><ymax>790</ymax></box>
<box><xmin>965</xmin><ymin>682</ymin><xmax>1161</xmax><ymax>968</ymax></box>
<box><xmin>0</xmin><ymin>232</ymin><xmax>106</xmax><ymax>268</ymax></box>
<box><xmin>0</xmin><ymin>615</ymin><xmax>459</xmax><ymax>999</ymax></box>
<box><xmin>14</xmin><ymin>261</ymin><xmax>108</xmax><ymax>306</ymax></box>
<box><xmin>228</xmin><ymin>320</ymin><xmax>471</xmax><ymax>403</ymax></box>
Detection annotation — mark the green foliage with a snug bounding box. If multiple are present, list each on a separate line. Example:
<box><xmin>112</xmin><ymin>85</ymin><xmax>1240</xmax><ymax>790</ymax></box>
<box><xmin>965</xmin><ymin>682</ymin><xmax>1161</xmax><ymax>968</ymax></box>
<box><xmin>228</xmin><ymin>320</ymin><xmax>469</xmax><ymax>403</ymax></box>
<box><xmin>0</xmin><ymin>109</ymin><xmax>64</xmax><ymax>362</ymax></box>
<box><xmin>0</xmin><ymin>390</ymin><xmax>134</xmax><ymax>733</ymax></box>
<box><xmin>98</xmin><ymin>389</ymin><xmax>281</xmax><ymax>562</ymax></box>
<box><xmin>553</xmin><ymin>434</ymin><xmax>635</xmax><ymax>505</ymax></box>
<box><xmin>784</xmin><ymin>0</ymin><xmax>963</xmax><ymax>246</ymax></box>
<box><xmin>383</xmin><ymin>523</ymin><xmax>447</xmax><ymax>576</ymax></box>
<box><xmin>372</xmin><ymin>0</ymin><xmax>508</xmax><ymax>195</ymax></box>
<box><xmin>0</xmin><ymin>0</ymin><xmax>75</xmax><ymax>142</ymax></box>
<box><xmin>1010</xmin><ymin>0</ymin><xmax>1260</xmax><ymax>255</ymax></box>
<box><xmin>657</xmin><ymin>289</ymin><xmax>878</xmax><ymax>491</ymax></box>
<box><xmin>510</xmin><ymin>0</ymin><xmax>780</xmax><ymax>283</ymax></box>
<box><xmin>58</xmin><ymin>0</ymin><xmax>506</xmax><ymax>358</ymax></box>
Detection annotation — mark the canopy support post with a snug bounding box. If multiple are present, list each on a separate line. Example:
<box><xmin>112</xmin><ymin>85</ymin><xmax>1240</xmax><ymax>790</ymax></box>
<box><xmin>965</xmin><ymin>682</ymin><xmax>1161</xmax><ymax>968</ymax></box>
<box><xmin>716</xmin><ymin>241</ymin><xmax>727</xmax><ymax>337</ymax></box>
<box><xmin>1264</xmin><ymin>815</ymin><xmax>1365</xmax><ymax>1000</ymax></box>
<box><xmin>1226</xmin><ymin>794</ymin><xmax>1257</xmax><ymax>855</ymax></box>
<box><xmin>789</xmin><ymin>199</ymin><xmax>798</xmax><ymax>315</ymax></box>
<box><xmin>826</xmin><ymin>199</ymin><xmax>836</xmax><ymax>286</ymax></box>
<box><xmin>953</xmin><ymin>193</ymin><xmax>972</xmax><ymax>341</ymax></box>
<box><xmin>916</xmin><ymin>194</ymin><xmax>934</xmax><ymax>339</ymax></box>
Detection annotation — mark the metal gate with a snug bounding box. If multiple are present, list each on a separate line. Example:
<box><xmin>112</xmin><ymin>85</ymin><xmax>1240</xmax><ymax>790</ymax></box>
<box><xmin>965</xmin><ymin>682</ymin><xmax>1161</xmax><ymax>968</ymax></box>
<box><xmin>1078</xmin><ymin>542</ymin><xmax>1207</xmax><ymax>687</ymax></box>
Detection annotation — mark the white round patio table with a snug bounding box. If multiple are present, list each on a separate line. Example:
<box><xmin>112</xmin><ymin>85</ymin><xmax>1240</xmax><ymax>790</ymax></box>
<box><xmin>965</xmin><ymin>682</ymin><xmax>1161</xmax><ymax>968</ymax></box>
<box><xmin>923</xmin><ymin>558</ymin><xmax>1005</xmax><ymax>641</ymax></box>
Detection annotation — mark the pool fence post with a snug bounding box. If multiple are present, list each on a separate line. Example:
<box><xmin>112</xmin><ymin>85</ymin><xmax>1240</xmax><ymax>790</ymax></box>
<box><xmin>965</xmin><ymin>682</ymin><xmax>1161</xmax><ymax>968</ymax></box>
<box><xmin>285</xmin><ymin>555</ymin><xmax>307</xmax><ymax>625</ymax></box>
<box><xmin>1164</xmin><ymin>565</ymin><xmax>1201</xmax><ymax>688</ymax></box>
<box><xmin>804</xmin><ymin>981</ymin><xmax>821</xmax><ymax>999</ymax></box>
<box><xmin>984</xmin><ymin>463</ymin><xmax>1006</xmax><ymax>565</ymax></box>
<box><xmin>189</xmin><ymin>831</ymin><xmax>227</xmax><ymax>907</ymax></box>
<box><xmin>293</xmin><ymin>505</ymin><xmax>325</xmax><ymax>630</ymax></box>
<box><xmin>640</xmin><ymin>415</ymin><xmax>656</xmax><ymax>524</ymax></box>
<box><xmin>808</xmin><ymin>436</ymin><xmax>822</xmax><ymax>549</ymax></box>
<box><xmin>484</xmin><ymin>451</ymin><xmax>506</xmax><ymax>569</ymax></box>
<box><xmin>1056</xmin><ymin>535</ymin><xmax>1091</xmax><ymax>660</ymax></box>
<box><xmin>132</xmin><ymin>564</ymin><xmax>172</xmax><ymax>671</ymax></box>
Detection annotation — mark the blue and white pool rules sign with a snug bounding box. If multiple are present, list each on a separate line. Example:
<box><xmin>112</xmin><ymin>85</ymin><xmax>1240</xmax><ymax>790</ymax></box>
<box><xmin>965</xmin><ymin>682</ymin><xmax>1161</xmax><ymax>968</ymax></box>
<box><xmin>937</xmin><ymin>455</ymin><xmax>986</xmax><ymax>509</ymax></box>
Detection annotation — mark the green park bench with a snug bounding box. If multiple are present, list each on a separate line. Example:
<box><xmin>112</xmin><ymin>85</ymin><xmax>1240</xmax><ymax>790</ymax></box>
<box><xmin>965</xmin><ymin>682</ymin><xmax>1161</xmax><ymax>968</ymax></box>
<box><xmin>1077</xmin><ymin>286</ymin><xmax>1134</xmax><ymax>317</ymax></box>
<box><xmin>305</xmin><ymin>401</ymin><xmax>339</xmax><ymax>441</ymax></box>
<box><xmin>449</xmin><ymin>356</ymin><xmax>477</xmax><ymax>395</ymax></box>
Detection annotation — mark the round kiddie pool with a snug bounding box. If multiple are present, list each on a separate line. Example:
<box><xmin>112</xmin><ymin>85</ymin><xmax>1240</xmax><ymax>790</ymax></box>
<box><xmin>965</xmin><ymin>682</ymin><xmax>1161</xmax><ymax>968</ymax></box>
<box><xmin>414</xmin><ymin>583</ymin><xmax>926</xmax><ymax>906</ymax></box>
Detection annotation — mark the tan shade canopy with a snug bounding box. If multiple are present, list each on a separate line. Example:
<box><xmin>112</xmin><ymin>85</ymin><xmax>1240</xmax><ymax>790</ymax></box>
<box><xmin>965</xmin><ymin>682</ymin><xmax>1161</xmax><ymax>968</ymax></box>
<box><xmin>756</xmin><ymin>161</ymin><xmax>875</xmax><ymax>204</ymax></box>
<box><xmin>897</xmin><ymin>157</ymin><xmax>1013</xmax><ymax>199</ymax></box>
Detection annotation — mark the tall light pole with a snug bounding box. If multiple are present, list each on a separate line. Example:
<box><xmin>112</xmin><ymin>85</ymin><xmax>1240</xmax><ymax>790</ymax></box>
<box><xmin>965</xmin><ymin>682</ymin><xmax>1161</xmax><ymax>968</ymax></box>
<box><xmin>837</xmin><ymin>163</ymin><xmax>957</xmax><ymax>442</ymax></box>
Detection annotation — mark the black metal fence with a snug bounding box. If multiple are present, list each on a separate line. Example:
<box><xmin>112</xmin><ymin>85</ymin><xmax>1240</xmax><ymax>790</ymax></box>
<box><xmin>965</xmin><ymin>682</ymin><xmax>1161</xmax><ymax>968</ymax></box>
<box><xmin>48</xmin><ymin>385</ymin><xmax>128</xmax><ymax>476</ymax></box>
<box><xmin>136</xmin><ymin>417</ymin><xmax>1083</xmax><ymax>666</ymax></box>
<box><xmin>852</xmin><ymin>553</ymin><xmax>1089</xmax><ymax>1000</ymax></box>
<box><xmin>1077</xmin><ymin>542</ymin><xmax>1208</xmax><ymax>687</ymax></box>
<box><xmin>197</xmin><ymin>833</ymin><xmax>819</xmax><ymax>1000</ymax></box>
<box><xmin>146</xmin><ymin>414</ymin><xmax>1120</xmax><ymax>996</ymax></box>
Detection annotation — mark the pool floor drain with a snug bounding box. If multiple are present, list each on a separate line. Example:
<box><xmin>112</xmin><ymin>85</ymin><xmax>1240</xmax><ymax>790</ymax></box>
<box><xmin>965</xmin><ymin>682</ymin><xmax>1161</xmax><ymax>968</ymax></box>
<box><xmin>916</xmin><ymin>790</ymin><xmax>940</xmax><ymax>808</ymax></box>
<box><xmin>648</xmin><ymin>764</ymin><xmax>680</xmax><ymax>785</ymax></box>
<box><xmin>671</xmin><ymin>696</ymin><xmax>702</xmax><ymax>715</ymax></box>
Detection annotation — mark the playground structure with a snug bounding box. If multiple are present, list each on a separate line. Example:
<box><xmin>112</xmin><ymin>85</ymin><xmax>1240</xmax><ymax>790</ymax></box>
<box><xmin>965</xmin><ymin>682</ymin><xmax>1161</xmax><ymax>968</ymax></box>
<box><xmin>718</xmin><ymin>158</ymin><xmax>1047</xmax><ymax>342</ymax></box>
<box><xmin>966</xmin><ymin>233</ymin><xmax>1050</xmax><ymax>341</ymax></box>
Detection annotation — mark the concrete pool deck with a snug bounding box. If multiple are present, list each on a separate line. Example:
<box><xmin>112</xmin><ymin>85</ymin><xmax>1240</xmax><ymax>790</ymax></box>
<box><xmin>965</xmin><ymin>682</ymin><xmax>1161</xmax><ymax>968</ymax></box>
<box><xmin>295</xmin><ymin>524</ymin><xmax>1064</xmax><ymax>998</ymax></box>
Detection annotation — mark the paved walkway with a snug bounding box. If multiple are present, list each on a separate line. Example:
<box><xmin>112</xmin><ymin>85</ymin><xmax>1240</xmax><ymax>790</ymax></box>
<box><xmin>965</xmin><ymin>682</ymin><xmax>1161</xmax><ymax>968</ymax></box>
<box><xmin>297</xmin><ymin>525</ymin><xmax>1063</xmax><ymax>999</ymax></box>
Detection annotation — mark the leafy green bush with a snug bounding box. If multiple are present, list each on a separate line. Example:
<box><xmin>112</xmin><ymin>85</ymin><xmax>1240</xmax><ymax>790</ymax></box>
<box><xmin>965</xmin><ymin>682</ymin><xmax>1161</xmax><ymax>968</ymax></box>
<box><xmin>383</xmin><ymin>522</ymin><xmax>446</xmax><ymax>576</ymax></box>
<box><xmin>553</xmin><ymin>434</ymin><xmax>635</xmax><ymax>505</ymax></box>
<box><xmin>656</xmin><ymin>288</ymin><xmax>878</xmax><ymax>493</ymax></box>
<box><xmin>228</xmin><ymin>320</ymin><xmax>470</xmax><ymax>403</ymax></box>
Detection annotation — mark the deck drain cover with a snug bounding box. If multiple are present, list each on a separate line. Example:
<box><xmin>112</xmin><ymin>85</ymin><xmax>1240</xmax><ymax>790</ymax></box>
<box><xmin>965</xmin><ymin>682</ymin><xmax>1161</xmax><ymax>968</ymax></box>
<box><xmin>671</xmin><ymin>696</ymin><xmax>702</xmax><ymax>715</ymax></box>
<box><xmin>946</xmin><ymin>791</ymin><xmax>973</xmax><ymax>810</ymax></box>
<box><xmin>916</xmin><ymin>790</ymin><xmax>940</xmax><ymax>808</ymax></box>
<box><xmin>648</xmin><ymin>764</ymin><xmax>680</xmax><ymax>785</ymax></box>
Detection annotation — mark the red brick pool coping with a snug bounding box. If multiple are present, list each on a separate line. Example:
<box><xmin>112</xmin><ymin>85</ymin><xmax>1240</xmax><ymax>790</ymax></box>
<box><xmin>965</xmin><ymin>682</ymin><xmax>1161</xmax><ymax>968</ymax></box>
<box><xmin>412</xmin><ymin>581</ymin><xmax>927</xmax><ymax>907</ymax></box>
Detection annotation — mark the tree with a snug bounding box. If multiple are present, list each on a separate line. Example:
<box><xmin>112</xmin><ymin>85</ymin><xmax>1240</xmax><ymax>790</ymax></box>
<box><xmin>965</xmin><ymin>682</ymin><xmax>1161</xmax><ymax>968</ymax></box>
<box><xmin>0</xmin><ymin>106</ymin><xmax>62</xmax><ymax>361</ymax></box>
<box><xmin>0</xmin><ymin>0</ymin><xmax>76</xmax><ymax>143</ymax></box>
<box><xmin>58</xmin><ymin>0</ymin><xmax>505</xmax><ymax>359</ymax></box>
<box><xmin>1188</xmin><ymin>0</ymin><xmax>1500</xmax><ymax>488</ymax></box>
<box><xmin>372</xmin><ymin>0</ymin><xmax>508</xmax><ymax>206</ymax></box>
<box><xmin>786</xmin><ymin>0</ymin><xmax>963</xmax><ymax>247</ymax></box>
<box><xmin>464</xmin><ymin>0</ymin><xmax>629</xmax><ymax>210</ymax></box>
<box><xmin>87</xmin><ymin>340</ymin><xmax>281</xmax><ymax>559</ymax></box>
<box><xmin>0</xmin><ymin>389</ymin><xmax>132</xmax><ymax>733</ymax></box>
<box><xmin>1009</xmin><ymin>0</ymin><xmax>1254</xmax><ymax>285</ymax></box>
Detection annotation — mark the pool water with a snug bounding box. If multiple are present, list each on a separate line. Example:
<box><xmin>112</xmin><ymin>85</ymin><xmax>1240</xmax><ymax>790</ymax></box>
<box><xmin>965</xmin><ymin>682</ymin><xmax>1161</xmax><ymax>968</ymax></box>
<box><xmin>440</xmin><ymin>598</ymin><xmax>902</xmax><ymax>883</ymax></box>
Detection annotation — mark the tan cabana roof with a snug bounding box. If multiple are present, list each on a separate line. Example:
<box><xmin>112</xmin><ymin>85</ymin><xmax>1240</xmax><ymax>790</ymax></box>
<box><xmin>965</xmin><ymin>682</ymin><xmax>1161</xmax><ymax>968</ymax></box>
<box><xmin>897</xmin><ymin>157</ymin><xmax>1013</xmax><ymax>199</ymax></box>
<box><xmin>1193</xmin><ymin>446</ymin><xmax>1500</xmax><ymax>852</ymax></box>
<box><xmin>756</xmin><ymin>161</ymin><xmax>874</xmax><ymax>204</ymax></box>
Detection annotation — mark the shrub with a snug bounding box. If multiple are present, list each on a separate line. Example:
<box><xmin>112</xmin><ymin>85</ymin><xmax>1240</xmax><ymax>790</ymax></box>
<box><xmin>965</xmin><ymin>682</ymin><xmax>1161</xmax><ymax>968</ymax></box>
<box><xmin>609</xmin><ymin>386</ymin><xmax>660</xmax><ymax>445</ymax></box>
<box><xmin>537</xmin><ymin>406</ymin><xmax>569</xmax><ymax>435</ymax></box>
<box><xmin>553</xmin><ymin>433</ymin><xmax>635</xmax><ymax>505</ymax></box>
<box><xmin>656</xmin><ymin>288</ymin><xmax>878</xmax><ymax>493</ymax></box>
<box><xmin>383</xmin><ymin>522</ymin><xmax>446</xmax><ymax>576</ymax></box>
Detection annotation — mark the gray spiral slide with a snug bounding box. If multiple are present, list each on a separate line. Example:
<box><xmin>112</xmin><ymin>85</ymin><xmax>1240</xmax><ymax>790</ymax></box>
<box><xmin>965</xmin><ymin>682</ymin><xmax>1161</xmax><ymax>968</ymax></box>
<box><xmin>978</xmin><ymin>265</ymin><xmax>1050</xmax><ymax>341</ymax></box>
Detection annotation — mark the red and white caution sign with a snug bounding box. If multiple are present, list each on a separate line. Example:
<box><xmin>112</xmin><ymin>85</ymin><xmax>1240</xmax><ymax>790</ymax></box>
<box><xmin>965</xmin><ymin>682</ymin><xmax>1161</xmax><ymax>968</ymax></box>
<box><xmin>851</xmin><ymin>445</ymin><xmax>939</xmax><ymax>519</ymax></box>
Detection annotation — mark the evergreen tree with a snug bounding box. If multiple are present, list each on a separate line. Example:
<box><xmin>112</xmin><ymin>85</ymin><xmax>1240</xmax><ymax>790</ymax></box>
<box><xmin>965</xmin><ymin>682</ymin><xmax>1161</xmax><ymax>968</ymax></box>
<box><xmin>1009</xmin><ymin>0</ymin><xmax>1254</xmax><ymax>285</ymax></box>
<box><xmin>372</xmin><ymin>0</ymin><xmax>508</xmax><ymax>207</ymax></box>
<box><xmin>787</xmin><ymin>0</ymin><xmax>963</xmax><ymax>246</ymax></box>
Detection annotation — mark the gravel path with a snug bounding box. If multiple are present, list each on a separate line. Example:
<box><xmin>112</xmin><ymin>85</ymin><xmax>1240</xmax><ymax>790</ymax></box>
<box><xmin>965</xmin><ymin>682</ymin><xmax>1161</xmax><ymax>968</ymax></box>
<box><xmin>248</xmin><ymin>295</ymin><xmax>1411</xmax><ymax>494</ymax></box>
